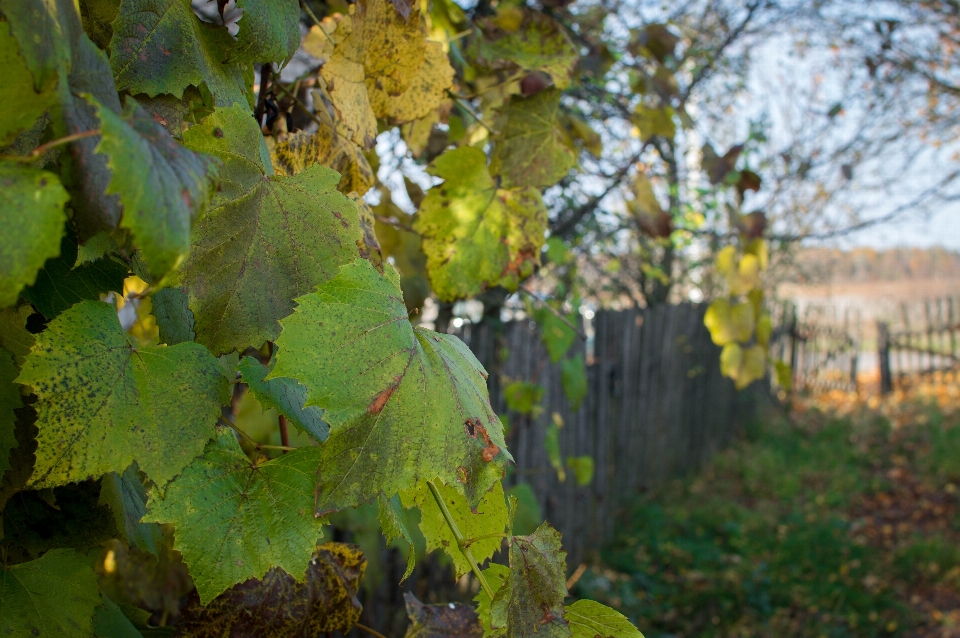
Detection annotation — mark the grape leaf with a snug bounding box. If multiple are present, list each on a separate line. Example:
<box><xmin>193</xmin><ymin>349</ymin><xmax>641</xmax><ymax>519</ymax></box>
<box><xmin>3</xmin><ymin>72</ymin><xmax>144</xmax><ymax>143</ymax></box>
<box><xmin>179</xmin><ymin>105</ymin><xmax>363</xmax><ymax>355</ymax></box>
<box><xmin>536</xmin><ymin>307</ymin><xmax>577</xmax><ymax>363</ymax></box>
<box><xmin>175</xmin><ymin>542</ymin><xmax>364</xmax><ymax>636</ymax></box>
<box><xmin>100</xmin><ymin>464</ymin><xmax>164</xmax><ymax>556</ymax></box>
<box><xmin>470</xmin><ymin>11</ymin><xmax>578</xmax><ymax>89</ymax></box>
<box><xmin>238</xmin><ymin>356</ymin><xmax>328</xmax><ymax>442</ymax></box>
<box><xmin>378</xmin><ymin>493</ymin><xmax>416</xmax><ymax>580</ymax></box>
<box><xmin>321</xmin><ymin>0</ymin><xmax>428</xmax><ymax>148</ymax></box>
<box><xmin>150</xmin><ymin>287</ymin><xmax>195</xmax><ymax>345</ymax></box>
<box><xmin>271</xmin><ymin>126</ymin><xmax>375</xmax><ymax>195</ymax></box>
<box><xmin>93</xmin><ymin>96</ymin><xmax>220</xmax><ymax>280</ymax></box>
<box><xmin>0</xmin><ymin>162</ymin><xmax>69</xmax><ymax>308</ymax></box>
<box><xmin>0</xmin><ymin>548</ymin><xmax>101</xmax><ymax>637</ymax></box>
<box><xmin>143</xmin><ymin>426</ymin><xmax>325</xmax><ymax>604</ymax></box>
<box><xmin>404</xmin><ymin>592</ymin><xmax>483</xmax><ymax>638</ymax></box>
<box><xmin>565</xmin><ymin>455</ymin><xmax>594</xmax><ymax>487</ymax></box>
<box><xmin>415</xmin><ymin>147</ymin><xmax>547</xmax><ymax>301</ymax></box>
<box><xmin>474</xmin><ymin>563</ymin><xmax>510</xmax><ymax>635</ymax></box>
<box><xmin>401</xmin><ymin>480</ymin><xmax>508</xmax><ymax>579</ymax></box>
<box><xmin>78</xmin><ymin>0</ymin><xmax>119</xmax><ymax>50</ymax></box>
<box><xmin>490</xmin><ymin>523</ymin><xmax>571</xmax><ymax>638</ymax></box>
<box><xmin>565</xmin><ymin>600</ymin><xmax>644</xmax><ymax>638</ymax></box>
<box><xmin>560</xmin><ymin>354</ymin><xmax>587</xmax><ymax>412</ymax></box>
<box><xmin>93</xmin><ymin>594</ymin><xmax>143</xmax><ymax>638</ymax></box>
<box><xmin>0</xmin><ymin>0</ymin><xmax>77</xmax><ymax>92</ymax></box>
<box><xmin>703</xmin><ymin>298</ymin><xmax>754</xmax><ymax>346</ymax></box>
<box><xmin>368</xmin><ymin>41</ymin><xmax>455</xmax><ymax>124</ymax></box>
<box><xmin>0</xmin><ymin>306</ymin><xmax>34</xmax><ymax>366</ymax></box>
<box><xmin>490</xmin><ymin>90</ymin><xmax>577</xmax><ymax>189</ymax></box>
<box><xmin>109</xmin><ymin>0</ymin><xmax>251</xmax><ymax>107</ymax></box>
<box><xmin>271</xmin><ymin>259</ymin><xmax>511</xmax><ymax>514</ymax></box>
<box><xmin>232</xmin><ymin>0</ymin><xmax>301</xmax><ymax>65</ymax></box>
<box><xmin>0</xmin><ymin>348</ymin><xmax>21</xmax><ymax>478</ymax></box>
<box><xmin>0</xmin><ymin>20</ymin><xmax>57</xmax><ymax>146</ymax></box>
<box><xmin>632</xmin><ymin>105</ymin><xmax>675</xmax><ymax>141</ymax></box>
<box><xmin>16</xmin><ymin>300</ymin><xmax>229</xmax><ymax>488</ymax></box>
<box><xmin>21</xmin><ymin>228</ymin><xmax>129</xmax><ymax>320</ymax></box>
<box><xmin>57</xmin><ymin>33</ymin><xmax>124</xmax><ymax>240</ymax></box>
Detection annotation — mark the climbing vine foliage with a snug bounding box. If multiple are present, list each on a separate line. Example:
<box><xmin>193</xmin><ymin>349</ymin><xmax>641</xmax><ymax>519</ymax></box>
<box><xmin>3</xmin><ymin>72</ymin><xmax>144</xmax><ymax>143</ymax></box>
<box><xmin>0</xmin><ymin>0</ymin><xmax>642</xmax><ymax>635</ymax></box>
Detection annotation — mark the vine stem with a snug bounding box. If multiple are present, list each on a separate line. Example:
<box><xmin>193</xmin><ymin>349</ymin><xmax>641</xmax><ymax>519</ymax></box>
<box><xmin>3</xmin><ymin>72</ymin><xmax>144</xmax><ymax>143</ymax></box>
<box><xmin>426</xmin><ymin>480</ymin><xmax>496</xmax><ymax>600</ymax></box>
<box><xmin>219</xmin><ymin>417</ymin><xmax>297</xmax><ymax>452</ymax></box>
<box><xmin>0</xmin><ymin>129</ymin><xmax>101</xmax><ymax>162</ymax></box>
<box><xmin>354</xmin><ymin>622</ymin><xmax>389</xmax><ymax>638</ymax></box>
<box><xmin>447</xmin><ymin>92</ymin><xmax>497</xmax><ymax>135</ymax></box>
<box><xmin>278</xmin><ymin>415</ymin><xmax>290</xmax><ymax>451</ymax></box>
<box><xmin>462</xmin><ymin>532</ymin><xmax>509</xmax><ymax>548</ymax></box>
<box><xmin>300</xmin><ymin>0</ymin><xmax>337</xmax><ymax>47</ymax></box>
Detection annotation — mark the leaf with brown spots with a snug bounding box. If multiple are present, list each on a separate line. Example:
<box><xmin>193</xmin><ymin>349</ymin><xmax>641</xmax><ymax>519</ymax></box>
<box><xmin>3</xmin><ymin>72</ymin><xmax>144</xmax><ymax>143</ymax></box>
<box><xmin>490</xmin><ymin>523</ymin><xmax>572</xmax><ymax>638</ymax></box>
<box><xmin>271</xmin><ymin>126</ymin><xmax>375</xmax><ymax>195</ymax></box>
<box><xmin>176</xmin><ymin>542</ymin><xmax>365</xmax><ymax>636</ymax></box>
<box><xmin>15</xmin><ymin>300</ymin><xmax>229</xmax><ymax>489</ymax></box>
<box><xmin>320</xmin><ymin>0</ymin><xmax>429</xmax><ymax>148</ymax></box>
<box><xmin>143</xmin><ymin>426</ymin><xmax>326</xmax><ymax>604</ymax></box>
<box><xmin>179</xmin><ymin>105</ymin><xmax>363</xmax><ymax>355</ymax></box>
<box><xmin>415</xmin><ymin>146</ymin><xmax>548</xmax><ymax>301</ymax></box>
<box><xmin>271</xmin><ymin>259</ymin><xmax>512</xmax><ymax>515</ymax></box>
<box><xmin>368</xmin><ymin>41</ymin><xmax>455</xmax><ymax>125</ymax></box>
<box><xmin>403</xmin><ymin>592</ymin><xmax>484</xmax><ymax>637</ymax></box>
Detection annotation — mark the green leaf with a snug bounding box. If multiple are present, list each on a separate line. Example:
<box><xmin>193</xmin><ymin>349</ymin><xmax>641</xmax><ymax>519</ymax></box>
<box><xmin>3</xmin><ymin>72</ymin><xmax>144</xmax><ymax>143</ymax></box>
<box><xmin>272</xmin><ymin>259</ymin><xmax>511</xmax><ymax>514</ymax></box>
<box><xmin>565</xmin><ymin>600</ymin><xmax>643</xmax><ymax>638</ymax></box>
<box><xmin>379</xmin><ymin>493</ymin><xmax>417</xmax><ymax>580</ymax></box>
<box><xmin>491</xmin><ymin>523</ymin><xmax>570</xmax><ymax>638</ymax></box>
<box><xmin>0</xmin><ymin>548</ymin><xmax>101</xmax><ymax>637</ymax></box>
<box><xmin>233</xmin><ymin>0</ymin><xmax>301</xmax><ymax>64</ymax></box>
<box><xmin>560</xmin><ymin>354</ymin><xmax>587</xmax><ymax>412</ymax></box>
<box><xmin>404</xmin><ymin>592</ymin><xmax>483</xmax><ymax>638</ymax></box>
<box><xmin>144</xmin><ymin>426</ymin><xmax>325</xmax><ymax>604</ymax></box>
<box><xmin>0</xmin><ymin>306</ymin><xmax>35</xmax><ymax>366</ymax></box>
<box><xmin>21</xmin><ymin>227</ymin><xmax>129</xmax><ymax>320</ymax></box>
<box><xmin>544</xmin><ymin>423</ymin><xmax>564</xmax><ymax>482</ymax></box>
<box><xmin>78</xmin><ymin>0</ymin><xmax>119</xmax><ymax>49</ymax></box>
<box><xmin>0</xmin><ymin>20</ymin><xmax>57</xmax><ymax>145</ymax></box>
<box><xmin>94</xmin><ymin>96</ymin><xmax>220</xmax><ymax>279</ymax></box>
<box><xmin>503</xmin><ymin>381</ymin><xmax>544</xmax><ymax>416</ymax></box>
<box><xmin>536</xmin><ymin>308</ymin><xmax>576</xmax><ymax>363</ymax></box>
<box><xmin>150</xmin><ymin>287</ymin><xmax>195</xmax><ymax>345</ymax></box>
<box><xmin>415</xmin><ymin>147</ymin><xmax>548</xmax><ymax>301</ymax></box>
<box><xmin>0</xmin><ymin>348</ymin><xmax>22</xmax><ymax>479</ymax></box>
<box><xmin>490</xmin><ymin>90</ymin><xmax>577</xmax><ymax>189</ymax></box>
<box><xmin>109</xmin><ymin>0</ymin><xmax>251</xmax><ymax>106</ymax></box>
<box><xmin>57</xmin><ymin>33</ymin><xmax>124</xmax><ymax>240</ymax></box>
<box><xmin>565</xmin><ymin>456</ymin><xmax>594</xmax><ymax>487</ymax></box>
<box><xmin>0</xmin><ymin>404</ymin><xmax>36</xmax><ymax>511</ymax></box>
<box><xmin>470</xmin><ymin>11</ymin><xmax>578</xmax><ymax>89</ymax></box>
<box><xmin>238</xmin><ymin>356</ymin><xmax>328</xmax><ymax>442</ymax></box>
<box><xmin>174</xmin><ymin>542</ymin><xmax>365</xmax><ymax>636</ymax></box>
<box><xmin>402</xmin><ymin>480</ymin><xmax>508</xmax><ymax>579</ymax></box>
<box><xmin>94</xmin><ymin>594</ymin><xmax>144</xmax><ymax>638</ymax></box>
<box><xmin>100</xmin><ymin>464</ymin><xmax>164</xmax><ymax>556</ymax></box>
<box><xmin>180</xmin><ymin>105</ymin><xmax>363</xmax><ymax>354</ymax></box>
<box><xmin>0</xmin><ymin>162</ymin><xmax>69</xmax><ymax>308</ymax></box>
<box><xmin>474</xmin><ymin>563</ymin><xmax>510</xmax><ymax>635</ymax></box>
<box><xmin>0</xmin><ymin>0</ymin><xmax>77</xmax><ymax>91</ymax></box>
<box><xmin>16</xmin><ymin>300</ymin><xmax>229</xmax><ymax>488</ymax></box>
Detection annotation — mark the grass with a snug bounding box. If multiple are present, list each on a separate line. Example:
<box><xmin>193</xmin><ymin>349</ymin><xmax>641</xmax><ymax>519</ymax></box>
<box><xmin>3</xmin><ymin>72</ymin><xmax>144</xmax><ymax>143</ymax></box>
<box><xmin>572</xmin><ymin>402</ymin><xmax>960</xmax><ymax>637</ymax></box>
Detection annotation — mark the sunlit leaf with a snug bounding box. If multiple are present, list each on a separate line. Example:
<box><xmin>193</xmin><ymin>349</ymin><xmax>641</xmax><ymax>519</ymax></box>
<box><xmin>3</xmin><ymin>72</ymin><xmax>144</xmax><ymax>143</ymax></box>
<box><xmin>16</xmin><ymin>300</ymin><xmax>229</xmax><ymax>488</ymax></box>
<box><xmin>271</xmin><ymin>126</ymin><xmax>375</xmax><ymax>195</ymax></box>
<box><xmin>271</xmin><ymin>259</ymin><xmax>511</xmax><ymax>514</ymax></box>
<box><xmin>369</xmin><ymin>41</ymin><xmax>455</xmax><ymax>124</ymax></box>
<box><xmin>179</xmin><ymin>105</ymin><xmax>362</xmax><ymax>355</ymax></box>
<box><xmin>415</xmin><ymin>147</ymin><xmax>548</xmax><ymax>301</ymax></box>
<box><xmin>565</xmin><ymin>599</ymin><xmax>643</xmax><ymax>638</ymax></box>
<box><xmin>379</xmin><ymin>493</ymin><xmax>417</xmax><ymax>580</ymax></box>
<box><xmin>0</xmin><ymin>162</ymin><xmax>69</xmax><ymax>308</ymax></box>
<box><xmin>704</xmin><ymin>298</ymin><xmax>754</xmax><ymax>347</ymax></box>
<box><xmin>144</xmin><ymin>427</ymin><xmax>325</xmax><ymax>604</ymax></box>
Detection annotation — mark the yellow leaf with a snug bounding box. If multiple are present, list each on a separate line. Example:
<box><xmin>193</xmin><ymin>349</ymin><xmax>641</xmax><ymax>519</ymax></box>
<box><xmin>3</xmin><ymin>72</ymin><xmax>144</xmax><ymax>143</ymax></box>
<box><xmin>738</xmin><ymin>344</ymin><xmax>767</xmax><ymax>389</ymax></box>
<box><xmin>493</xmin><ymin>5</ymin><xmax>524</xmax><ymax>32</ymax></box>
<box><xmin>720</xmin><ymin>342</ymin><xmax>742</xmax><ymax>379</ymax></box>
<box><xmin>744</xmin><ymin>238</ymin><xmax>768</xmax><ymax>270</ymax></box>
<box><xmin>756</xmin><ymin>312</ymin><xmax>772</xmax><ymax>347</ymax></box>
<box><xmin>368</xmin><ymin>41</ymin><xmax>454</xmax><ymax>124</ymax></box>
<box><xmin>704</xmin><ymin>298</ymin><xmax>754</xmax><ymax>346</ymax></box>
<box><xmin>271</xmin><ymin>127</ymin><xmax>375</xmax><ymax>195</ymax></box>
<box><xmin>716</xmin><ymin>245</ymin><xmax>737</xmax><ymax>279</ymax></box>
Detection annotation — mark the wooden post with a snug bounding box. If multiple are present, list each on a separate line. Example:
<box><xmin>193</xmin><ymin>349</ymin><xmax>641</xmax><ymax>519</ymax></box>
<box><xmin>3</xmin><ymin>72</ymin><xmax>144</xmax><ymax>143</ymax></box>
<box><xmin>878</xmin><ymin>321</ymin><xmax>893</xmax><ymax>395</ymax></box>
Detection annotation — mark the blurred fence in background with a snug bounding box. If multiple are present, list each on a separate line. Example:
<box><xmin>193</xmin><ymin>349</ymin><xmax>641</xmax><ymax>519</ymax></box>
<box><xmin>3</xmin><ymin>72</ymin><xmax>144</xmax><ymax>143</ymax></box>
<box><xmin>878</xmin><ymin>296</ymin><xmax>960</xmax><ymax>393</ymax></box>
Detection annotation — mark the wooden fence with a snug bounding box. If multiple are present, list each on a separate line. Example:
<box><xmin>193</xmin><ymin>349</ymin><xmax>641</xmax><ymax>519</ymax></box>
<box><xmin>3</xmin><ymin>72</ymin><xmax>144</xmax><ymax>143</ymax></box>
<box><xmin>878</xmin><ymin>296</ymin><xmax>960</xmax><ymax>393</ymax></box>
<box><xmin>770</xmin><ymin>303</ymin><xmax>861</xmax><ymax>393</ymax></box>
<box><xmin>354</xmin><ymin>303</ymin><xmax>762</xmax><ymax>633</ymax></box>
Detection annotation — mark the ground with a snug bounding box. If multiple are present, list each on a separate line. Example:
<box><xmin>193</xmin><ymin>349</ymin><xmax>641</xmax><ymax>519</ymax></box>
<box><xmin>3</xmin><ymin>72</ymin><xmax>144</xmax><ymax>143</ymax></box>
<box><xmin>572</xmin><ymin>376</ymin><xmax>960</xmax><ymax>638</ymax></box>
